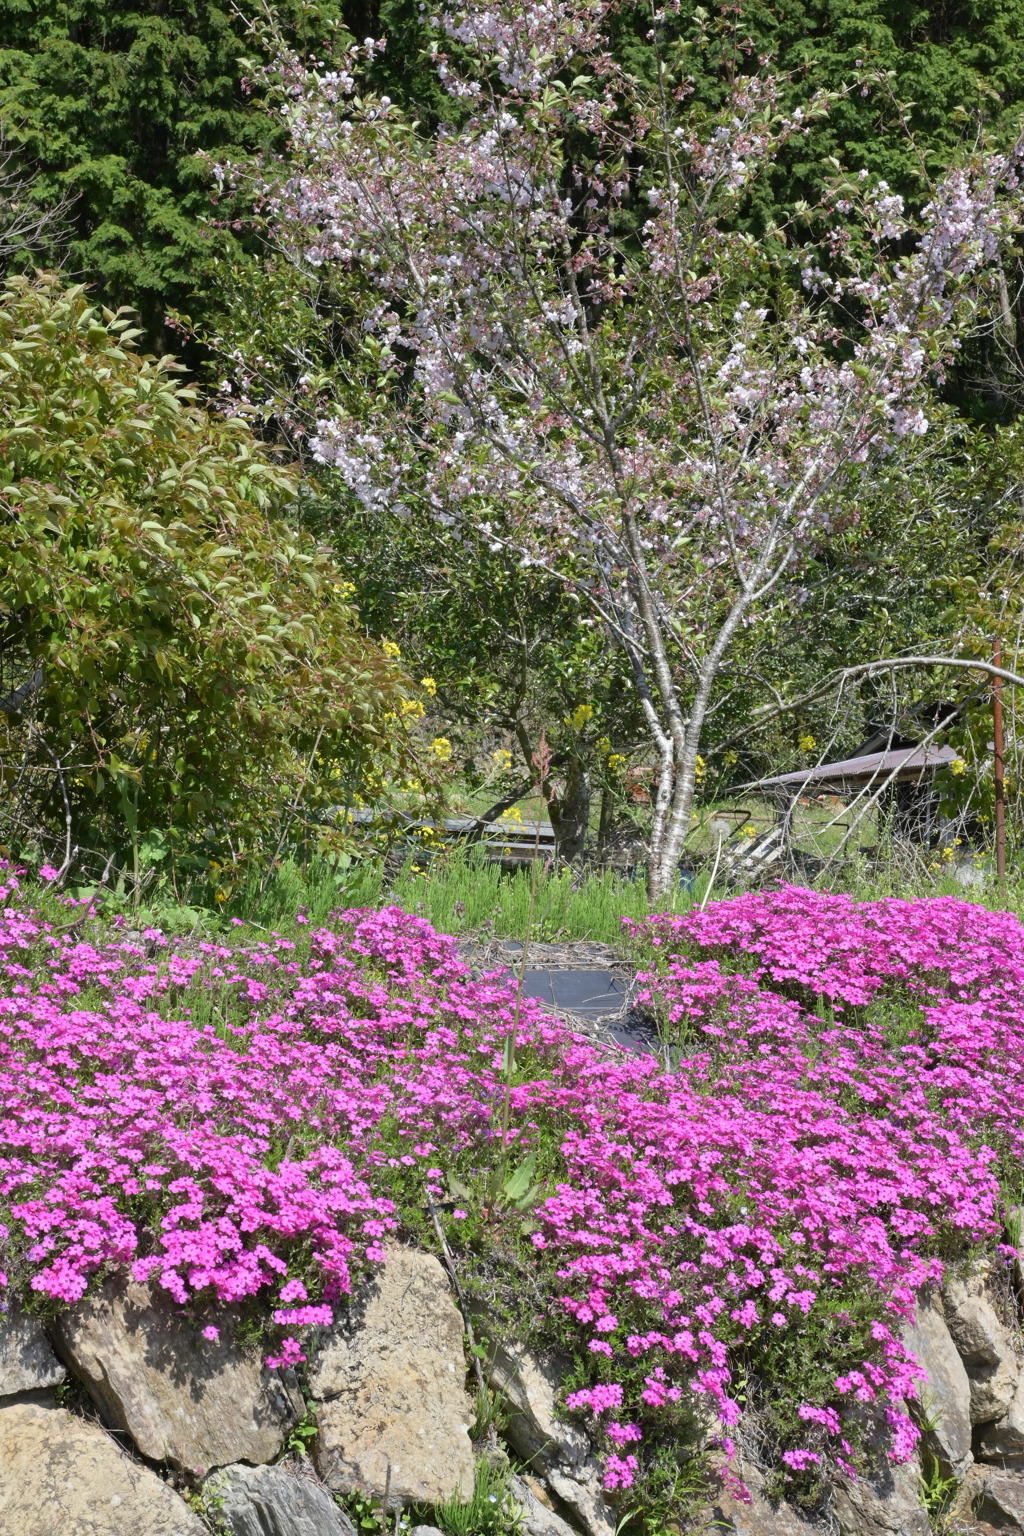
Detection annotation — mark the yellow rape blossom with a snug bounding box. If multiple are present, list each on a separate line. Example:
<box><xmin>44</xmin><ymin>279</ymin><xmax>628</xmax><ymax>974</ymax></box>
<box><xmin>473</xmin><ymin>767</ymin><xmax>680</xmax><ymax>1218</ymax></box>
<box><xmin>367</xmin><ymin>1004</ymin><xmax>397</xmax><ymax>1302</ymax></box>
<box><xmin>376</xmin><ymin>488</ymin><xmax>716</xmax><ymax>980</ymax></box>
<box><xmin>421</xmin><ymin>676</ymin><xmax>437</xmax><ymax>696</ymax></box>
<box><xmin>566</xmin><ymin>703</ymin><xmax>594</xmax><ymax>731</ymax></box>
<box><xmin>951</xmin><ymin>757</ymin><xmax>967</xmax><ymax>775</ymax></box>
<box><xmin>798</xmin><ymin>733</ymin><xmax>817</xmax><ymax>754</ymax></box>
<box><xmin>382</xmin><ymin>640</ymin><xmax>401</xmax><ymax>659</ymax></box>
<box><xmin>607</xmin><ymin>754</ymin><xmax>627</xmax><ymax>774</ymax></box>
<box><xmin>430</xmin><ymin>736</ymin><xmax>452</xmax><ymax>762</ymax></box>
<box><xmin>492</xmin><ymin>748</ymin><xmax>513</xmax><ymax>770</ymax></box>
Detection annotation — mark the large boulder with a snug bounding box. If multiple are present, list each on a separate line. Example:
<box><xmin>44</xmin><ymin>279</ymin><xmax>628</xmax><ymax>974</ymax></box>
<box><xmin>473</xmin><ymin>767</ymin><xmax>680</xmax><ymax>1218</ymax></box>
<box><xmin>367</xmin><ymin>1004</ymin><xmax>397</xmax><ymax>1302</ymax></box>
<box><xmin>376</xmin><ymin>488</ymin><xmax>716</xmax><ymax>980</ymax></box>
<box><xmin>310</xmin><ymin>1247</ymin><xmax>475</xmax><ymax>1508</ymax></box>
<box><xmin>903</xmin><ymin>1290</ymin><xmax>973</xmax><ymax>1480</ymax></box>
<box><xmin>831</xmin><ymin>1457</ymin><xmax>930</xmax><ymax>1536</ymax></box>
<box><xmin>50</xmin><ymin>1277</ymin><xmax>303</xmax><ymax>1474</ymax></box>
<box><xmin>943</xmin><ymin>1272</ymin><xmax>1019</xmax><ymax>1426</ymax></box>
<box><xmin>978</xmin><ymin>1377</ymin><xmax>1024</xmax><ymax>1469</ymax></box>
<box><xmin>203</xmin><ymin>1461</ymin><xmax>358</xmax><ymax>1536</ymax></box>
<box><xmin>0</xmin><ymin>1395</ymin><xmax>205</xmax><ymax>1536</ymax></box>
<box><xmin>0</xmin><ymin>1310</ymin><xmax>66</xmax><ymax>1398</ymax></box>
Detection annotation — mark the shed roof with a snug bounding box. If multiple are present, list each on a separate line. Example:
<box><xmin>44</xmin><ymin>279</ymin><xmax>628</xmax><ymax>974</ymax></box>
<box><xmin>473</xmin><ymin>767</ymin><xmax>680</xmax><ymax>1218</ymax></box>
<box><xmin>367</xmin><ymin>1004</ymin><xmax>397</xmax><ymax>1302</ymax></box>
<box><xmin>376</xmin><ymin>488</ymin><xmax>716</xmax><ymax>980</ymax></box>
<box><xmin>755</xmin><ymin>743</ymin><xmax>958</xmax><ymax>790</ymax></box>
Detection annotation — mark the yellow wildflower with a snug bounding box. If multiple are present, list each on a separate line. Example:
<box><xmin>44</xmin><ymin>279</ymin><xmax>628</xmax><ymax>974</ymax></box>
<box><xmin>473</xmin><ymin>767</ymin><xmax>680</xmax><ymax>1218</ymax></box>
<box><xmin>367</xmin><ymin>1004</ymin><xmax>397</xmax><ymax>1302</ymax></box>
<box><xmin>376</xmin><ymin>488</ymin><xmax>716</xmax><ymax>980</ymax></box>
<box><xmin>430</xmin><ymin>736</ymin><xmax>452</xmax><ymax>762</ymax></box>
<box><xmin>724</xmin><ymin>750</ymin><xmax>738</xmax><ymax>767</ymax></box>
<box><xmin>421</xmin><ymin>676</ymin><xmax>437</xmax><ymax>696</ymax></box>
<box><xmin>695</xmin><ymin>755</ymin><xmax>706</xmax><ymax>781</ymax></box>
<box><xmin>798</xmin><ymin>733</ymin><xmax>817</xmax><ymax>754</ymax></box>
<box><xmin>951</xmin><ymin>757</ymin><xmax>967</xmax><ymax>775</ymax></box>
<box><xmin>607</xmin><ymin>754</ymin><xmax>627</xmax><ymax>774</ymax></box>
<box><xmin>566</xmin><ymin>703</ymin><xmax>594</xmax><ymax>731</ymax></box>
<box><xmin>382</xmin><ymin>639</ymin><xmax>401</xmax><ymax>659</ymax></box>
<box><xmin>399</xmin><ymin>698</ymin><xmax>425</xmax><ymax>718</ymax></box>
<box><xmin>492</xmin><ymin>748</ymin><xmax>513</xmax><ymax>770</ymax></box>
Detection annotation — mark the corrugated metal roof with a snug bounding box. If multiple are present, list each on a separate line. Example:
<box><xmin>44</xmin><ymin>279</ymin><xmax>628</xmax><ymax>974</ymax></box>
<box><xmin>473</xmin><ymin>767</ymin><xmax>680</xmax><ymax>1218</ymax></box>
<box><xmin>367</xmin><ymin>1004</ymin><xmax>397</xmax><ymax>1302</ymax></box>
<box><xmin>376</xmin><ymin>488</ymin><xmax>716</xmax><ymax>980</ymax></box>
<box><xmin>756</xmin><ymin>743</ymin><xmax>958</xmax><ymax>789</ymax></box>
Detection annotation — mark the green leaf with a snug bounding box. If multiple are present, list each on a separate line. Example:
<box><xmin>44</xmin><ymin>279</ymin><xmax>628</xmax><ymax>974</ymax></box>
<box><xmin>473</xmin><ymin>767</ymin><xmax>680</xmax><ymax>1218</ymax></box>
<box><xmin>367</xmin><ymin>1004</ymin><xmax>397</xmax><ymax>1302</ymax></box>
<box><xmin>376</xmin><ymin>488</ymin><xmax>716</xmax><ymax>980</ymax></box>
<box><xmin>502</xmin><ymin>1153</ymin><xmax>536</xmax><ymax>1204</ymax></box>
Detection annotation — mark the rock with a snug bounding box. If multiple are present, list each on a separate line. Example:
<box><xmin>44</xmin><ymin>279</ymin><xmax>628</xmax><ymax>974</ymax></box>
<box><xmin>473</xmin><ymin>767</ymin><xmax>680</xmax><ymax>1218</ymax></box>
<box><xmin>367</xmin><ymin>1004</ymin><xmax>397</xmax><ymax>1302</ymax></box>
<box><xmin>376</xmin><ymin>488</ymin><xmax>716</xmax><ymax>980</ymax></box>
<box><xmin>0</xmin><ymin>1309</ymin><xmax>66</xmax><ymax>1398</ymax></box>
<box><xmin>974</xmin><ymin>1471</ymin><xmax>1024</xmax><ymax>1529</ymax></box>
<box><xmin>978</xmin><ymin>1378</ymin><xmax>1024</xmax><ymax>1469</ymax></box>
<box><xmin>204</xmin><ymin>1461</ymin><xmax>358</xmax><ymax>1536</ymax></box>
<box><xmin>0</xmin><ymin>1394</ymin><xmax>205</xmax><ymax>1535</ymax></box>
<box><xmin>50</xmin><ymin>1276</ymin><xmax>303</xmax><ymax>1473</ymax></box>
<box><xmin>409</xmin><ymin>1528</ymin><xmax>445</xmax><ymax>1536</ymax></box>
<box><xmin>509</xmin><ymin>1472</ymin><xmax>578</xmax><ymax>1536</ymax></box>
<box><xmin>903</xmin><ymin>1290</ymin><xmax>973</xmax><ymax>1480</ymax></box>
<box><xmin>480</xmin><ymin>1335</ymin><xmax>618</xmax><ymax>1536</ymax></box>
<box><xmin>707</xmin><ymin>1459</ymin><xmax>819</xmax><ymax>1535</ymax></box>
<box><xmin>545</xmin><ymin>1463</ymin><xmax>618</xmax><ymax>1536</ymax></box>
<box><xmin>953</xmin><ymin>1463</ymin><xmax>1024</xmax><ymax>1530</ymax></box>
<box><xmin>310</xmin><ymin>1247</ymin><xmax>475</xmax><ymax>1507</ymax></box>
<box><xmin>483</xmin><ymin>1337</ymin><xmax>590</xmax><ymax>1473</ymax></box>
<box><xmin>944</xmin><ymin>1273</ymin><xmax>1020</xmax><ymax>1425</ymax></box>
<box><xmin>832</xmin><ymin>1457</ymin><xmax>930</xmax><ymax>1536</ymax></box>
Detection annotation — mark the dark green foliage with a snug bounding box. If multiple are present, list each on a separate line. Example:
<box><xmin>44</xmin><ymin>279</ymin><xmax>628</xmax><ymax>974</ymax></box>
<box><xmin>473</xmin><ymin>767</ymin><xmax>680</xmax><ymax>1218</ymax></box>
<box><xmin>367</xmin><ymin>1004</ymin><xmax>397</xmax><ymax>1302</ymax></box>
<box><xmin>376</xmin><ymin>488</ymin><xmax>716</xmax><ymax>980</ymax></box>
<box><xmin>0</xmin><ymin>0</ymin><xmax>349</xmax><ymax>344</ymax></box>
<box><xmin>6</xmin><ymin>0</ymin><xmax>1024</xmax><ymax>353</ymax></box>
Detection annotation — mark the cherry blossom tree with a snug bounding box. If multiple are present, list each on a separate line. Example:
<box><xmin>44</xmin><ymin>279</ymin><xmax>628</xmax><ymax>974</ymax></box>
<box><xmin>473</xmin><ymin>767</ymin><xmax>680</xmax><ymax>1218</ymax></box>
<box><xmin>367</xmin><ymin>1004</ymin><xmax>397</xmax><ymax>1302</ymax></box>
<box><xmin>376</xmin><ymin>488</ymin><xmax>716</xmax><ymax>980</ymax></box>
<box><xmin>234</xmin><ymin>0</ymin><xmax>1024</xmax><ymax>898</ymax></box>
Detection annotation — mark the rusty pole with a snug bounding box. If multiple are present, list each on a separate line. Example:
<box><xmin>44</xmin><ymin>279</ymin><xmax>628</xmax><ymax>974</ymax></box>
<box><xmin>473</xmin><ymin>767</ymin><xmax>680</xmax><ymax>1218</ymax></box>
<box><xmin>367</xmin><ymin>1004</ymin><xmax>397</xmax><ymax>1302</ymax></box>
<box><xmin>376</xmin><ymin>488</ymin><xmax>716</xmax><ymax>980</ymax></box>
<box><xmin>993</xmin><ymin>636</ymin><xmax>1007</xmax><ymax>883</ymax></box>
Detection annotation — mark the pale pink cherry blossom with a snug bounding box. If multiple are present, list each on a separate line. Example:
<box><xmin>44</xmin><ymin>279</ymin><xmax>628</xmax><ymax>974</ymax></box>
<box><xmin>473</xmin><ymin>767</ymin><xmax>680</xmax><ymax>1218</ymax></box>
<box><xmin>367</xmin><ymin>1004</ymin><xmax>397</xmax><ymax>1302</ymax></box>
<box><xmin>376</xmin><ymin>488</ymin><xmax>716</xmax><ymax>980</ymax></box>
<box><xmin>227</xmin><ymin>0</ymin><xmax>1024</xmax><ymax>896</ymax></box>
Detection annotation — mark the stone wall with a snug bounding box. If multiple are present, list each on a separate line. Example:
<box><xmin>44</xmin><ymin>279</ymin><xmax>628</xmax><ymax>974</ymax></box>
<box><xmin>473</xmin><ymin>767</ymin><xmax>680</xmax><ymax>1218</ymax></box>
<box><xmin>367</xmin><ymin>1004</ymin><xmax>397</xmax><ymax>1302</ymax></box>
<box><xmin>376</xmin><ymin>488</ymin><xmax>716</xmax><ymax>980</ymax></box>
<box><xmin>2</xmin><ymin>1247</ymin><xmax>1024</xmax><ymax>1536</ymax></box>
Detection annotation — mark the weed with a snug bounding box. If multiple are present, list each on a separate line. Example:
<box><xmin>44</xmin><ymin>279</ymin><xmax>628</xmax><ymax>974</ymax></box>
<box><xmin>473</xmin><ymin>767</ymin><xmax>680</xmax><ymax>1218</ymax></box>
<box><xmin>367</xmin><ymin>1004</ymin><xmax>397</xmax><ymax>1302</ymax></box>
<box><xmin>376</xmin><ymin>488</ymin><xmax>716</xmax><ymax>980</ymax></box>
<box><xmin>434</xmin><ymin>1457</ymin><xmax>522</xmax><ymax>1536</ymax></box>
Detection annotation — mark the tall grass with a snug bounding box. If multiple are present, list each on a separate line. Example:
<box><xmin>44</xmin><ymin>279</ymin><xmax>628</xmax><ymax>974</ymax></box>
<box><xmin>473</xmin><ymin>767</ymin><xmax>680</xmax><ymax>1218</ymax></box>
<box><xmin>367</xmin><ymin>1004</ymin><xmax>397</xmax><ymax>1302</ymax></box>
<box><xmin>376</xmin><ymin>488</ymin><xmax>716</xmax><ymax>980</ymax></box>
<box><xmin>224</xmin><ymin>847</ymin><xmax>699</xmax><ymax>945</ymax></box>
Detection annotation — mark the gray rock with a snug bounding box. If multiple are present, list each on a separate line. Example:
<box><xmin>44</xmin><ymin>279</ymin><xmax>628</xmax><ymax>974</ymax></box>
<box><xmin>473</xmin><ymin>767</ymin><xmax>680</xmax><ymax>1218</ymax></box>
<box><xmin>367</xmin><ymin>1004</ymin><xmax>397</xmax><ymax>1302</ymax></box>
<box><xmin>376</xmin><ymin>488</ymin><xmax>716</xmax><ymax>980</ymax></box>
<box><xmin>545</xmin><ymin>1463</ymin><xmax>618</xmax><ymax>1536</ymax></box>
<box><xmin>975</xmin><ymin>1470</ymin><xmax>1024</xmax><ymax>1529</ymax></box>
<box><xmin>953</xmin><ymin>1463</ymin><xmax>1024</xmax><ymax>1530</ymax></box>
<box><xmin>409</xmin><ymin>1528</ymin><xmax>445</xmax><ymax>1536</ymax></box>
<box><xmin>51</xmin><ymin>1276</ymin><xmax>303</xmax><ymax>1474</ymax></box>
<box><xmin>479</xmin><ymin>1335</ymin><xmax>617</xmax><ymax>1536</ymax></box>
<box><xmin>0</xmin><ymin>1310</ymin><xmax>66</xmax><ymax>1399</ymax></box>
<box><xmin>0</xmin><ymin>1395</ymin><xmax>205</xmax><ymax>1535</ymax></box>
<box><xmin>311</xmin><ymin>1247</ymin><xmax>475</xmax><ymax>1508</ymax></box>
<box><xmin>978</xmin><ymin>1377</ymin><xmax>1024</xmax><ymax>1469</ymax></box>
<box><xmin>205</xmin><ymin>1461</ymin><xmax>358</xmax><ymax>1536</ymax></box>
<box><xmin>483</xmin><ymin>1337</ymin><xmax>590</xmax><ymax>1473</ymax></box>
<box><xmin>509</xmin><ymin>1473</ymin><xmax>578</xmax><ymax>1536</ymax></box>
<box><xmin>944</xmin><ymin>1272</ymin><xmax>1020</xmax><ymax>1425</ymax></box>
<box><xmin>707</xmin><ymin>1459</ymin><xmax>819</xmax><ymax>1536</ymax></box>
<box><xmin>903</xmin><ymin>1290</ymin><xmax>973</xmax><ymax>1480</ymax></box>
<box><xmin>832</xmin><ymin>1457</ymin><xmax>929</xmax><ymax>1536</ymax></box>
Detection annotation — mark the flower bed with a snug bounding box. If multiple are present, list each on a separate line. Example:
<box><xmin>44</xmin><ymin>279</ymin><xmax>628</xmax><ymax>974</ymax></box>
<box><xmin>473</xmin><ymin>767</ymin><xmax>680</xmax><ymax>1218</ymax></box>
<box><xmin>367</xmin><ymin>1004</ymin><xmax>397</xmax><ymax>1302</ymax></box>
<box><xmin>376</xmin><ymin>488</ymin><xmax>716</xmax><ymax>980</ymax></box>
<box><xmin>1</xmin><ymin>873</ymin><xmax>1021</xmax><ymax>1507</ymax></box>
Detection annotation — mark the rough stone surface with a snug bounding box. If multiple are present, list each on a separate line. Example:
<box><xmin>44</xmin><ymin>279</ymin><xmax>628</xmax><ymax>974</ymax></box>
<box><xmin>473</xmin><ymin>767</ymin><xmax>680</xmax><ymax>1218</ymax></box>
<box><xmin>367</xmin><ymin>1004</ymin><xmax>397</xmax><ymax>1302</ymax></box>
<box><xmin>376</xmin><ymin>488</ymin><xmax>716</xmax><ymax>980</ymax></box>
<box><xmin>903</xmin><ymin>1290</ymin><xmax>973</xmax><ymax>1480</ymax></box>
<box><xmin>51</xmin><ymin>1276</ymin><xmax>303</xmax><ymax>1473</ymax></box>
<box><xmin>205</xmin><ymin>1461</ymin><xmax>358</xmax><ymax>1536</ymax></box>
<box><xmin>978</xmin><ymin>1378</ymin><xmax>1024</xmax><ymax>1469</ymax></box>
<box><xmin>481</xmin><ymin>1334</ymin><xmax>617</xmax><ymax>1536</ymax></box>
<box><xmin>509</xmin><ymin>1473</ymin><xmax>578</xmax><ymax>1536</ymax></box>
<box><xmin>545</xmin><ymin>1462</ymin><xmax>618</xmax><ymax>1536</ymax></box>
<box><xmin>310</xmin><ymin>1247</ymin><xmax>475</xmax><ymax>1507</ymax></box>
<box><xmin>707</xmin><ymin>1459</ymin><xmax>819</xmax><ymax>1536</ymax></box>
<box><xmin>944</xmin><ymin>1273</ymin><xmax>1020</xmax><ymax>1426</ymax></box>
<box><xmin>0</xmin><ymin>1395</ymin><xmax>205</xmax><ymax>1536</ymax></box>
<box><xmin>483</xmin><ymin>1337</ymin><xmax>590</xmax><ymax>1473</ymax></box>
<box><xmin>409</xmin><ymin>1527</ymin><xmax>445</xmax><ymax>1536</ymax></box>
<box><xmin>953</xmin><ymin>1463</ymin><xmax>1024</xmax><ymax>1531</ymax></box>
<box><xmin>831</xmin><ymin>1457</ymin><xmax>930</xmax><ymax>1536</ymax></box>
<box><xmin>0</xmin><ymin>1310</ymin><xmax>66</xmax><ymax>1398</ymax></box>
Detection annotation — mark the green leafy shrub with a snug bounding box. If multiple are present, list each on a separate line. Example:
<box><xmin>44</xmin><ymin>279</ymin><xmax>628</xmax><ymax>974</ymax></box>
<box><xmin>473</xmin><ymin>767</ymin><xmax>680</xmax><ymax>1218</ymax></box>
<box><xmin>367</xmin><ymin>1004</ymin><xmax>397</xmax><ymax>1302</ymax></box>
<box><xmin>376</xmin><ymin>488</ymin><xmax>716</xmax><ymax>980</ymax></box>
<box><xmin>0</xmin><ymin>272</ymin><xmax>408</xmax><ymax>886</ymax></box>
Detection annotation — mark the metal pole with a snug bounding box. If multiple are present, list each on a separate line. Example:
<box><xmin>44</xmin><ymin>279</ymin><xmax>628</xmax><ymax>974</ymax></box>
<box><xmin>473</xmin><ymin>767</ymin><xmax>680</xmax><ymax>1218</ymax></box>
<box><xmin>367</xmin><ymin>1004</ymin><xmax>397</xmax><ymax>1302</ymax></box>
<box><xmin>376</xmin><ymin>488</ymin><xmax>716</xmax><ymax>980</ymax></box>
<box><xmin>994</xmin><ymin>636</ymin><xmax>1006</xmax><ymax>883</ymax></box>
